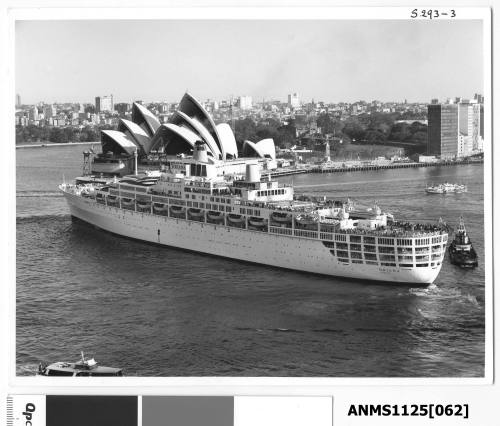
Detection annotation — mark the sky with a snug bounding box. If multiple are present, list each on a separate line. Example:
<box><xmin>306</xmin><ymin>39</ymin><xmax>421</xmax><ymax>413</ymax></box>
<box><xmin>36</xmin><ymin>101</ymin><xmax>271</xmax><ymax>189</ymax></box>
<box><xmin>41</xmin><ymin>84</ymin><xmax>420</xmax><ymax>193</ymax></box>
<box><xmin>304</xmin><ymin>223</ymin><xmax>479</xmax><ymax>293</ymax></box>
<box><xmin>15</xmin><ymin>19</ymin><xmax>484</xmax><ymax>105</ymax></box>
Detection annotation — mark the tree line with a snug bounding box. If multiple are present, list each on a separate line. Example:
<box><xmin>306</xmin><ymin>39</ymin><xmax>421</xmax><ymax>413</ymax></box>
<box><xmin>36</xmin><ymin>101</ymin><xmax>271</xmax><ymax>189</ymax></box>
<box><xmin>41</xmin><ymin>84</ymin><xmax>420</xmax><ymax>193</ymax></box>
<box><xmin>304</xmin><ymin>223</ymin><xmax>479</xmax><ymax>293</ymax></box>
<box><xmin>16</xmin><ymin>112</ymin><xmax>428</xmax><ymax>154</ymax></box>
<box><xmin>16</xmin><ymin>125</ymin><xmax>113</xmax><ymax>144</ymax></box>
<box><xmin>313</xmin><ymin>112</ymin><xmax>427</xmax><ymax>146</ymax></box>
<box><xmin>232</xmin><ymin>112</ymin><xmax>427</xmax><ymax>152</ymax></box>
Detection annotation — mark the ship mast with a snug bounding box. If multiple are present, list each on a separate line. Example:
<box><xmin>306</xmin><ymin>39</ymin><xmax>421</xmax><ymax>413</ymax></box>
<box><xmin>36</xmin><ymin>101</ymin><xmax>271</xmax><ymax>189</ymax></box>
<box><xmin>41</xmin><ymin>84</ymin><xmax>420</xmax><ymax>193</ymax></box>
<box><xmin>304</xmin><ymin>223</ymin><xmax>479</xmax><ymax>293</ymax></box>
<box><xmin>457</xmin><ymin>216</ymin><xmax>467</xmax><ymax>235</ymax></box>
<box><xmin>134</xmin><ymin>147</ymin><xmax>138</xmax><ymax>175</ymax></box>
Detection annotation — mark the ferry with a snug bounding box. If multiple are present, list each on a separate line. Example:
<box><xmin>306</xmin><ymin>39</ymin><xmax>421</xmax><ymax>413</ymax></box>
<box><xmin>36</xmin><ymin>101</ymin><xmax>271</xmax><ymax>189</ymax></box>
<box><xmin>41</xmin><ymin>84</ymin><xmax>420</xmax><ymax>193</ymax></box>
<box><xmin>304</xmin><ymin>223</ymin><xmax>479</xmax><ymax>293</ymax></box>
<box><xmin>59</xmin><ymin>94</ymin><xmax>449</xmax><ymax>285</ymax></box>
<box><xmin>38</xmin><ymin>353</ymin><xmax>123</xmax><ymax>377</ymax></box>
<box><xmin>449</xmin><ymin>217</ymin><xmax>478</xmax><ymax>268</ymax></box>
<box><xmin>425</xmin><ymin>183</ymin><xmax>467</xmax><ymax>194</ymax></box>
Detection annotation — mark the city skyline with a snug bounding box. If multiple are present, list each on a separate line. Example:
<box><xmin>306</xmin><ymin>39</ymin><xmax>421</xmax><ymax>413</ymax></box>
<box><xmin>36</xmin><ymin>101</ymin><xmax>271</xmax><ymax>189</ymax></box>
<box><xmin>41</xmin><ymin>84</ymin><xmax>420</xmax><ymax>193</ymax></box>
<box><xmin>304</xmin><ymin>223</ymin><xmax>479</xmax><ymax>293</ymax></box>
<box><xmin>16</xmin><ymin>20</ymin><xmax>483</xmax><ymax>105</ymax></box>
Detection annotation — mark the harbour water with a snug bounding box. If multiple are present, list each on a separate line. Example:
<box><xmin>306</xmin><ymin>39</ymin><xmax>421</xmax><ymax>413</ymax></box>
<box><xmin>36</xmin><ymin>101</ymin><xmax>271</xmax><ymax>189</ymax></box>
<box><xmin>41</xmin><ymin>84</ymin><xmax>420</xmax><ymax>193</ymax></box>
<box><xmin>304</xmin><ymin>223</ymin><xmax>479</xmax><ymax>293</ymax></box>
<box><xmin>16</xmin><ymin>145</ymin><xmax>486</xmax><ymax>377</ymax></box>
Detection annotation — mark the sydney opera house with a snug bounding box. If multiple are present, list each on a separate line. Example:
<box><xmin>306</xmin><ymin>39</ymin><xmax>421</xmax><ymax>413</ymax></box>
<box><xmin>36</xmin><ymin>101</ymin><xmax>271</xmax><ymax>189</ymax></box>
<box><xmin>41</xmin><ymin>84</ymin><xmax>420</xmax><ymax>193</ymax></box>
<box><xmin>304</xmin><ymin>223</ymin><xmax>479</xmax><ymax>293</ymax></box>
<box><xmin>93</xmin><ymin>92</ymin><xmax>276</xmax><ymax>176</ymax></box>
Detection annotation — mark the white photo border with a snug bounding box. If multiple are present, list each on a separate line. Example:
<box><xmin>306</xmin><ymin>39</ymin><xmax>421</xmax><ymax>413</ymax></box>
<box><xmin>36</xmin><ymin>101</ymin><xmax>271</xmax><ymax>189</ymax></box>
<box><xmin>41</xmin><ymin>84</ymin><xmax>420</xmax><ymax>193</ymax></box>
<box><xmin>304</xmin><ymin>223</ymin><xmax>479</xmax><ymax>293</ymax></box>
<box><xmin>5</xmin><ymin>6</ymin><xmax>494</xmax><ymax>394</ymax></box>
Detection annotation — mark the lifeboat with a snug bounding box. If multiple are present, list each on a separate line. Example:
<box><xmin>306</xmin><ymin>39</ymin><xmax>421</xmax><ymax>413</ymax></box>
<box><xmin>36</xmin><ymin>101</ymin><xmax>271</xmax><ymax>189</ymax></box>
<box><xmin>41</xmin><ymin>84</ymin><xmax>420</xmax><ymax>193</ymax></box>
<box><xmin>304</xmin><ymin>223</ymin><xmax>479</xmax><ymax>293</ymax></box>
<box><xmin>136</xmin><ymin>200</ymin><xmax>151</xmax><ymax>211</ymax></box>
<box><xmin>121</xmin><ymin>197</ymin><xmax>135</xmax><ymax>209</ymax></box>
<box><xmin>295</xmin><ymin>214</ymin><xmax>317</xmax><ymax>226</ymax></box>
<box><xmin>169</xmin><ymin>205</ymin><xmax>186</xmax><ymax>217</ymax></box>
<box><xmin>207</xmin><ymin>211</ymin><xmax>224</xmax><ymax>222</ymax></box>
<box><xmin>107</xmin><ymin>195</ymin><xmax>119</xmax><ymax>204</ymax></box>
<box><xmin>153</xmin><ymin>202</ymin><xmax>168</xmax><ymax>213</ymax></box>
<box><xmin>248</xmin><ymin>217</ymin><xmax>267</xmax><ymax>227</ymax></box>
<box><xmin>271</xmin><ymin>211</ymin><xmax>293</xmax><ymax>223</ymax></box>
<box><xmin>227</xmin><ymin>214</ymin><xmax>245</xmax><ymax>224</ymax></box>
<box><xmin>188</xmin><ymin>208</ymin><xmax>205</xmax><ymax>219</ymax></box>
<box><xmin>96</xmin><ymin>192</ymin><xmax>105</xmax><ymax>203</ymax></box>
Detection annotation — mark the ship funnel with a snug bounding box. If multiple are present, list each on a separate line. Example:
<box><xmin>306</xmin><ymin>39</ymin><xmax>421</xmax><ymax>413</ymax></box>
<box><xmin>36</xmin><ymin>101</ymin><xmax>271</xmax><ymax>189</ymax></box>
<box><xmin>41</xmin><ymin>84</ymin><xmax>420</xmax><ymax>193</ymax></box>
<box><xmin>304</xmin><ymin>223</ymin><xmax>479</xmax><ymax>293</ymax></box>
<box><xmin>246</xmin><ymin>163</ymin><xmax>260</xmax><ymax>183</ymax></box>
<box><xmin>193</xmin><ymin>141</ymin><xmax>208</xmax><ymax>163</ymax></box>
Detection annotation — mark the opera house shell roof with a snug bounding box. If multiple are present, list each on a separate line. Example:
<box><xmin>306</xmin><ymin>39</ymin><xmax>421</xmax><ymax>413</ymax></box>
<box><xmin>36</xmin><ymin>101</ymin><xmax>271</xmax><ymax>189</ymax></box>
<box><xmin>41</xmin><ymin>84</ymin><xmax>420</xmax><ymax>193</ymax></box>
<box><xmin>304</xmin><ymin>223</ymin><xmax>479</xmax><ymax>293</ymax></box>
<box><xmin>100</xmin><ymin>92</ymin><xmax>275</xmax><ymax>161</ymax></box>
<box><xmin>242</xmin><ymin>139</ymin><xmax>276</xmax><ymax>160</ymax></box>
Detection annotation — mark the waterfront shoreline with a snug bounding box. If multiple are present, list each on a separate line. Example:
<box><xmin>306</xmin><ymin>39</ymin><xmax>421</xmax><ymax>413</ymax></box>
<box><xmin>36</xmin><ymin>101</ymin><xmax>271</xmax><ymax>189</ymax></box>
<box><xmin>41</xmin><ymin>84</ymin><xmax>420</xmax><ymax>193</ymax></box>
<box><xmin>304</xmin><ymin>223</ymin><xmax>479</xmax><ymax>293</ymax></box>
<box><xmin>16</xmin><ymin>141</ymin><xmax>98</xmax><ymax>149</ymax></box>
<box><xmin>281</xmin><ymin>159</ymin><xmax>484</xmax><ymax>176</ymax></box>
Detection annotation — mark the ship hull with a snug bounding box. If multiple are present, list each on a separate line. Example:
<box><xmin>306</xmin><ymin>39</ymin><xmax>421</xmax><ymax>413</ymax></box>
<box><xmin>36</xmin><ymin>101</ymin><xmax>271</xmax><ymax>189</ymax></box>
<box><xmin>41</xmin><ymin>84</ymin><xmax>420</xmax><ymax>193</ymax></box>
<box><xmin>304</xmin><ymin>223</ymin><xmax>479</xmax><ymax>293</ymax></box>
<box><xmin>63</xmin><ymin>191</ymin><xmax>442</xmax><ymax>285</ymax></box>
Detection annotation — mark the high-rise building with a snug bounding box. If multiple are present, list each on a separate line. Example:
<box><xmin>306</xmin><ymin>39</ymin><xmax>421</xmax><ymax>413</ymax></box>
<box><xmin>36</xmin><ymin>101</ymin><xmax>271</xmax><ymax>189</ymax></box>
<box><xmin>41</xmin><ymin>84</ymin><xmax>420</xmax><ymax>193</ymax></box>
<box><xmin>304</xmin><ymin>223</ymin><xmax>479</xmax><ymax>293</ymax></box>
<box><xmin>101</xmin><ymin>94</ymin><xmax>114</xmax><ymax>112</ymax></box>
<box><xmin>288</xmin><ymin>93</ymin><xmax>300</xmax><ymax>109</ymax></box>
<box><xmin>44</xmin><ymin>104</ymin><xmax>57</xmax><ymax>119</ymax></box>
<box><xmin>474</xmin><ymin>94</ymin><xmax>485</xmax><ymax>138</ymax></box>
<box><xmin>480</xmin><ymin>104</ymin><xmax>484</xmax><ymax>138</ymax></box>
<box><xmin>458</xmin><ymin>101</ymin><xmax>481</xmax><ymax>152</ymax></box>
<box><xmin>238</xmin><ymin>95</ymin><xmax>253</xmax><ymax>110</ymax></box>
<box><xmin>115</xmin><ymin>102</ymin><xmax>131</xmax><ymax>115</ymax></box>
<box><xmin>95</xmin><ymin>94</ymin><xmax>114</xmax><ymax>113</ymax></box>
<box><xmin>428</xmin><ymin>98</ymin><xmax>482</xmax><ymax>158</ymax></box>
<box><xmin>427</xmin><ymin>103</ymin><xmax>458</xmax><ymax>158</ymax></box>
<box><xmin>16</xmin><ymin>94</ymin><xmax>21</xmax><ymax>107</ymax></box>
<box><xmin>29</xmin><ymin>106</ymin><xmax>39</xmax><ymax>121</ymax></box>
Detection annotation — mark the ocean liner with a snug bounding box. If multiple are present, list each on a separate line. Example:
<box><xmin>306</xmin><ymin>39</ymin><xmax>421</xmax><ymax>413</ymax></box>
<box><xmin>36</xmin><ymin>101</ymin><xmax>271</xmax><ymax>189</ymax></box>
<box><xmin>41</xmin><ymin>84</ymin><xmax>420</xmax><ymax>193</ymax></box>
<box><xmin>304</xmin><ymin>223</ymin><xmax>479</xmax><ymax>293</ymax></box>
<box><xmin>60</xmin><ymin>93</ymin><xmax>448</xmax><ymax>284</ymax></box>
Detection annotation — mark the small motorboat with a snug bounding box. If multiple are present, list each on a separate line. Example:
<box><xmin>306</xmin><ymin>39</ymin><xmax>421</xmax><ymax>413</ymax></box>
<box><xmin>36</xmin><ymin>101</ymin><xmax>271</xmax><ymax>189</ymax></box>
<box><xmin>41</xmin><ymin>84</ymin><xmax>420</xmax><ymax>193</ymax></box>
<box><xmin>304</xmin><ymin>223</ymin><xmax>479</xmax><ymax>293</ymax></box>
<box><xmin>38</xmin><ymin>352</ymin><xmax>123</xmax><ymax>377</ymax></box>
<box><xmin>448</xmin><ymin>217</ymin><xmax>478</xmax><ymax>268</ymax></box>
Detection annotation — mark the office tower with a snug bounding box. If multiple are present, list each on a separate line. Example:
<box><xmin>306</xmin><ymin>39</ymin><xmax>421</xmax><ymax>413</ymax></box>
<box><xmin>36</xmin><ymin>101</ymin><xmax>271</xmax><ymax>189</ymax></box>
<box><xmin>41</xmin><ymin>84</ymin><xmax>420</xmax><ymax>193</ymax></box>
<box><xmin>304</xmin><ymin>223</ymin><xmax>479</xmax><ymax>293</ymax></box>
<box><xmin>101</xmin><ymin>94</ymin><xmax>114</xmax><ymax>112</ymax></box>
<box><xmin>238</xmin><ymin>95</ymin><xmax>253</xmax><ymax>110</ymax></box>
<box><xmin>427</xmin><ymin>103</ymin><xmax>458</xmax><ymax>158</ymax></box>
<box><xmin>428</xmin><ymin>98</ymin><xmax>481</xmax><ymax>158</ymax></box>
<box><xmin>288</xmin><ymin>93</ymin><xmax>300</xmax><ymax>108</ymax></box>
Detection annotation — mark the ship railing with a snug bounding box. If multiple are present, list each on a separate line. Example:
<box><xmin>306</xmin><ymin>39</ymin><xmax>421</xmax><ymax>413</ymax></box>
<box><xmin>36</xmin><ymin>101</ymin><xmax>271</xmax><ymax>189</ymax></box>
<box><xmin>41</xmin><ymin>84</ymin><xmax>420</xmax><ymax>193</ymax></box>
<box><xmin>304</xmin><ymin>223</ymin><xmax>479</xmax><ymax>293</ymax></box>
<box><xmin>269</xmin><ymin>226</ymin><xmax>293</xmax><ymax>236</ymax></box>
<box><xmin>414</xmin><ymin>248</ymin><xmax>430</xmax><ymax>254</ymax></box>
<box><xmin>398</xmin><ymin>255</ymin><xmax>414</xmax><ymax>261</ymax></box>
<box><xmin>334</xmin><ymin>228</ymin><xmax>445</xmax><ymax>238</ymax></box>
<box><xmin>378</xmin><ymin>247</ymin><xmax>395</xmax><ymax>254</ymax></box>
<box><xmin>293</xmin><ymin>229</ymin><xmax>319</xmax><ymax>239</ymax></box>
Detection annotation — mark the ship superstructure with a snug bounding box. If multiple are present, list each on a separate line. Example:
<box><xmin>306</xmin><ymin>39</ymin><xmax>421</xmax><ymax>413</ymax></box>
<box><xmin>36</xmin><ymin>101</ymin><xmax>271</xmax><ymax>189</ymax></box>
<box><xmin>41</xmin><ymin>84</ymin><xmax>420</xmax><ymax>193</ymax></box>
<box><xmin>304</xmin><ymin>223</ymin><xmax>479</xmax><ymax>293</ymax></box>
<box><xmin>61</xmin><ymin>141</ymin><xmax>448</xmax><ymax>284</ymax></box>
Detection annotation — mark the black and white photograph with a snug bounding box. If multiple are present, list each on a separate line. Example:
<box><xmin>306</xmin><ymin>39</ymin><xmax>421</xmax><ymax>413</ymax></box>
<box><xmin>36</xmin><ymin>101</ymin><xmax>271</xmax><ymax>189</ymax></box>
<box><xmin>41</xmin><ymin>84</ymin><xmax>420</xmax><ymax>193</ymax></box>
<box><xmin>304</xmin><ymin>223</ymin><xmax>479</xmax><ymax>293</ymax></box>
<box><xmin>14</xmin><ymin>11</ymin><xmax>490</xmax><ymax>380</ymax></box>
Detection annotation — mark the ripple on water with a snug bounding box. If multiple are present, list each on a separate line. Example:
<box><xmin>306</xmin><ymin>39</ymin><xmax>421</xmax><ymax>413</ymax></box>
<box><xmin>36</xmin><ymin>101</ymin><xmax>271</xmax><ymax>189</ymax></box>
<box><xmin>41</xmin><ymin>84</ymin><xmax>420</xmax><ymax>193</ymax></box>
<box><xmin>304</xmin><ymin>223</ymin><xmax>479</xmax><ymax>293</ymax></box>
<box><xmin>15</xmin><ymin>150</ymin><xmax>486</xmax><ymax>377</ymax></box>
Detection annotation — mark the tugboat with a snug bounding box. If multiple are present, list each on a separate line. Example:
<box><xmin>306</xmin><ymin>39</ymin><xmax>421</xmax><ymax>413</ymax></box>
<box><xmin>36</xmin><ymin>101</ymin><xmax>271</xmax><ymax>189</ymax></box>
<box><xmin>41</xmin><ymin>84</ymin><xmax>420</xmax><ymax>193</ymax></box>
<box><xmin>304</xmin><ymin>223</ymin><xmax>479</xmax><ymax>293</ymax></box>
<box><xmin>449</xmin><ymin>217</ymin><xmax>478</xmax><ymax>268</ymax></box>
<box><xmin>38</xmin><ymin>352</ymin><xmax>123</xmax><ymax>376</ymax></box>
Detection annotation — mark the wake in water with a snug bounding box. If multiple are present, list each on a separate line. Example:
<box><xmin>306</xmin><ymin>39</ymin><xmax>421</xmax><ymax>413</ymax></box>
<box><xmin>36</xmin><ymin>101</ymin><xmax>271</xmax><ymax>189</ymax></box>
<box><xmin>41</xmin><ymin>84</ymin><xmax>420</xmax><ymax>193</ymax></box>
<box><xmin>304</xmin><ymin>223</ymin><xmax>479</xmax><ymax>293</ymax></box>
<box><xmin>16</xmin><ymin>212</ymin><xmax>71</xmax><ymax>221</ymax></box>
<box><xmin>16</xmin><ymin>190</ymin><xmax>62</xmax><ymax>198</ymax></box>
<box><xmin>409</xmin><ymin>284</ymin><xmax>478</xmax><ymax>302</ymax></box>
<box><xmin>16</xmin><ymin>364</ymin><xmax>40</xmax><ymax>376</ymax></box>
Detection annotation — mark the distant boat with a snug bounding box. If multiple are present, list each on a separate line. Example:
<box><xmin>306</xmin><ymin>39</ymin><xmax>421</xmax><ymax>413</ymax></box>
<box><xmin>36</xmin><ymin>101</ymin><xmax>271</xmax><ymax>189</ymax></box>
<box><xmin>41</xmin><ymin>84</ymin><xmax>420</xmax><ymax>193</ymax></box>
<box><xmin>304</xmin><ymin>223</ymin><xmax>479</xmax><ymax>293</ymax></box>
<box><xmin>38</xmin><ymin>352</ymin><xmax>123</xmax><ymax>377</ymax></box>
<box><xmin>448</xmin><ymin>217</ymin><xmax>478</xmax><ymax>268</ymax></box>
<box><xmin>426</xmin><ymin>182</ymin><xmax>467</xmax><ymax>194</ymax></box>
